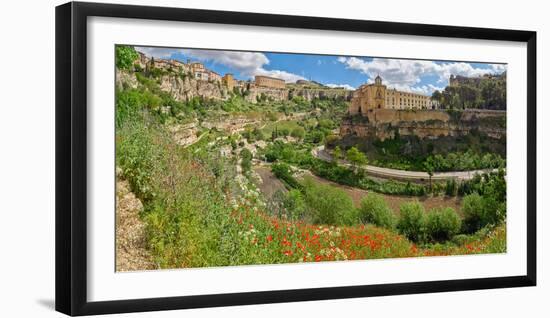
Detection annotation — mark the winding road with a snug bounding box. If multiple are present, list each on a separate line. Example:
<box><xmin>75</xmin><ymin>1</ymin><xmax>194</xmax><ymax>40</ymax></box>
<box><xmin>312</xmin><ymin>146</ymin><xmax>501</xmax><ymax>183</ymax></box>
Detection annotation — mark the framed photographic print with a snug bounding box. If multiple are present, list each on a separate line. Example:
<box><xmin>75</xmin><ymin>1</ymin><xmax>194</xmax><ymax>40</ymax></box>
<box><xmin>55</xmin><ymin>1</ymin><xmax>536</xmax><ymax>316</ymax></box>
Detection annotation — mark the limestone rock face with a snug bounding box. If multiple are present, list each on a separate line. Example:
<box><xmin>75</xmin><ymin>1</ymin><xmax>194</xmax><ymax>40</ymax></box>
<box><xmin>340</xmin><ymin>109</ymin><xmax>506</xmax><ymax>141</ymax></box>
<box><xmin>167</xmin><ymin>121</ymin><xmax>200</xmax><ymax>147</ymax></box>
<box><xmin>245</xmin><ymin>87</ymin><xmax>289</xmax><ymax>103</ymax></box>
<box><xmin>290</xmin><ymin>88</ymin><xmax>354</xmax><ymax>102</ymax></box>
<box><xmin>158</xmin><ymin>75</ymin><xmax>228</xmax><ymax>101</ymax></box>
<box><xmin>202</xmin><ymin>116</ymin><xmax>262</xmax><ymax>134</ymax></box>
<box><xmin>116</xmin><ymin>69</ymin><xmax>138</xmax><ymax>89</ymax></box>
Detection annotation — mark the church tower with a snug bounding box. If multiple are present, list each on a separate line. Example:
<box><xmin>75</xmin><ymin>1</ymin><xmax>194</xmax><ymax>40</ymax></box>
<box><xmin>374</xmin><ymin>75</ymin><xmax>385</xmax><ymax>109</ymax></box>
<box><xmin>375</xmin><ymin>74</ymin><xmax>382</xmax><ymax>85</ymax></box>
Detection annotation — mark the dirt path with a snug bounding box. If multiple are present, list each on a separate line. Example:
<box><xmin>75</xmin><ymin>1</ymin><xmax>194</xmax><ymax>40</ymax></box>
<box><xmin>301</xmin><ymin>173</ymin><xmax>463</xmax><ymax>215</ymax></box>
<box><xmin>253</xmin><ymin>166</ymin><xmax>287</xmax><ymax>199</ymax></box>
<box><xmin>116</xmin><ymin>177</ymin><xmax>156</xmax><ymax>271</ymax></box>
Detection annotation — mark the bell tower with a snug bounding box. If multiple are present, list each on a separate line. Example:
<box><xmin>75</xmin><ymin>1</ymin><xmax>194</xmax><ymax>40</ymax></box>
<box><xmin>374</xmin><ymin>75</ymin><xmax>385</xmax><ymax>109</ymax></box>
<box><xmin>375</xmin><ymin>74</ymin><xmax>382</xmax><ymax>85</ymax></box>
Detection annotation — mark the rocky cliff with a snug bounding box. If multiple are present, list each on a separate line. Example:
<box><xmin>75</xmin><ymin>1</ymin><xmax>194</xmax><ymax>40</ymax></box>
<box><xmin>340</xmin><ymin>109</ymin><xmax>506</xmax><ymax>141</ymax></box>
<box><xmin>117</xmin><ymin>68</ymin><xmax>352</xmax><ymax>104</ymax></box>
<box><xmin>244</xmin><ymin>86</ymin><xmax>289</xmax><ymax>103</ymax></box>
<box><xmin>289</xmin><ymin>88</ymin><xmax>354</xmax><ymax>101</ymax></box>
<box><xmin>158</xmin><ymin>74</ymin><xmax>228</xmax><ymax>101</ymax></box>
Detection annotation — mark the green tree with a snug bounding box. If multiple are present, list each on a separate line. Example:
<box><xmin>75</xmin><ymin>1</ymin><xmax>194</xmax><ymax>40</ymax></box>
<box><xmin>358</xmin><ymin>193</ymin><xmax>395</xmax><ymax>229</ymax></box>
<box><xmin>310</xmin><ymin>131</ymin><xmax>325</xmax><ymax>144</ymax></box>
<box><xmin>462</xmin><ymin>191</ymin><xmax>505</xmax><ymax>233</ymax></box>
<box><xmin>462</xmin><ymin>192</ymin><xmax>489</xmax><ymax>233</ymax></box>
<box><xmin>324</xmin><ymin>134</ymin><xmax>339</xmax><ymax>147</ymax></box>
<box><xmin>303</xmin><ymin>178</ymin><xmax>356</xmax><ymax>225</ymax></box>
<box><xmin>425</xmin><ymin>207</ymin><xmax>461</xmax><ymax>241</ymax></box>
<box><xmin>333</xmin><ymin>146</ymin><xmax>342</xmax><ymax>161</ymax></box>
<box><xmin>116</xmin><ymin>45</ymin><xmax>139</xmax><ymax>71</ymax></box>
<box><xmin>271</xmin><ymin>163</ymin><xmax>301</xmax><ymax>190</ymax></box>
<box><xmin>346</xmin><ymin>147</ymin><xmax>367</xmax><ymax>170</ymax></box>
<box><xmin>240</xmin><ymin>148</ymin><xmax>253</xmax><ymax>173</ymax></box>
<box><xmin>397</xmin><ymin>201</ymin><xmax>426</xmax><ymax>242</ymax></box>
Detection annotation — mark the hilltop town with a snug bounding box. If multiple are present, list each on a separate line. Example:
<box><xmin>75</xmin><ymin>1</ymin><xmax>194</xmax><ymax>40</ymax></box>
<box><xmin>127</xmin><ymin>51</ymin><xmax>354</xmax><ymax>105</ymax></box>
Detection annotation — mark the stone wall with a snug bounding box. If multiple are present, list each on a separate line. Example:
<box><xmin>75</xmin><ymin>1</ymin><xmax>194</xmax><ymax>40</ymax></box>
<box><xmin>340</xmin><ymin>109</ymin><xmax>506</xmax><ymax>141</ymax></box>
<box><xmin>245</xmin><ymin>86</ymin><xmax>289</xmax><ymax>103</ymax></box>
<box><xmin>290</xmin><ymin>88</ymin><xmax>353</xmax><ymax>102</ymax></box>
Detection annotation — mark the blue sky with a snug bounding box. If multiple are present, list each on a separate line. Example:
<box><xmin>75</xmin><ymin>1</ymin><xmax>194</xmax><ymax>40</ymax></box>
<box><xmin>135</xmin><ymin>46</ymin><xmax>506</xmax><ymax>95</ymax></box>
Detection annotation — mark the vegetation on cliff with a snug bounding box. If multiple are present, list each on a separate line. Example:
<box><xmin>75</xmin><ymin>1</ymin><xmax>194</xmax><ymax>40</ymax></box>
<box><xmin>431</xmin><ymin>73</ymin><xmax>506</xmax><ymax>110</ymax></box>
<box><xmin>333</xmin><ymin>131</ymin><xmax>506</xmax><ymax>173</ymax></box>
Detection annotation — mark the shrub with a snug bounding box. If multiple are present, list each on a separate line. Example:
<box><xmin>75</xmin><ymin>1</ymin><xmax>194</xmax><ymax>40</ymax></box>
<box><xmin>346</xmin><ymin>146</ymin><xmax>367</xmax><ymax>167</ymax></box>
<box><xmin>290</xmin><ymin>126</ymin><xmax>306</xmax><ymax>139</ymax></box>
<box><xmin>397</xmin><ymin>201</ymin><xmax>426</xmax><ymax>242</ymax></box>
<box><xmin>324</xmin><ymin>134</ymin><xmax>339</xmax><ymax>148</ymax></box>
<box><xmin>425</xmin><ymin>208</ymin><xmax>461</xmax><ymax>241</ymax></box>
<box><xmin>116</xmin><ymin>120</ymin><xmax>159</xmax><ymax>201</ymax></box>
<box><xmin>240</xmin><ymin>148</ymin><xmax>253</xmax><ymax>173</ymax></box>
<box><xmin>310</xmin><ymin>131</ymin><xmax>325</xmax><ymax>144</ymax></box>
<box><xmin>271</xmin><ymin>163</ymin><xmax>302</xmax><ymax>190</ymax></box>
<box><xmin>303</xmin><ymin>178</ymin><xmax>357</xmax><ymax>225</ymax></box>
<box><xmin>283</xmin><ymin>189</ymin><xmax>306</xmax><ymax>220</ymax></box>
<box><xmin>463</xmin><ymin>192</ymin><xmax>506</xmax><ymax>233</ymax></box>
<box><xmin>445</xmin><ymin>178</ymin><xmax>458</xmax><ymax>196</ymax></box>
<box><xmin>115</xmin><ymin>89</ymin><xmax>163</xmax><ymax>128</ymax></box>
<box><xmin>451</xmin><ymin>234</ymin><xmax>471</xmax><ymax>246</ymax></box>
<box><xmin>279</xmin><ymin>127</ymin><xmax>290</xmax><ymax>137</ymax></box>
<box><xmin>115</xmin><ymin>45</ymin><xmax>139</xmax><ymax>70</ymax></box>
<box><xmin>358</xmin><ymin>193</ymin><xmax>395</xmax><ymax>229</ymax></box>
<box><xmin>462</xmin><ymin>193</ymin><xmax>486</xmax><ymax>233</ymax></box>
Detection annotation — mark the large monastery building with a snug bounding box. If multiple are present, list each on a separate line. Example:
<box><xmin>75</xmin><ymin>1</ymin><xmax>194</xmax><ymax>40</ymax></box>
<box><xmin>349</xmin><ymin>75</ymin><xmax>438</xmax><ymax>115</ymax></box>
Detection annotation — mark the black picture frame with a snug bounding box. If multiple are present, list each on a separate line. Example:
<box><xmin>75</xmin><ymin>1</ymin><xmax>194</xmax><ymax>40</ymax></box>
<box><xmin>55</xmin><ymin>1</ymin><xmax>537</xmax><ymax>316</ymax></box>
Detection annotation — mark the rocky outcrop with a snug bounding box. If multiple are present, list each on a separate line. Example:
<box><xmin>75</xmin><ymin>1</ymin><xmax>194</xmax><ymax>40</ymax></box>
<box><xmin>117</xmin><ymin>55</ymin><xmax>355</xmax><ymax>105</ymax></box>
<box><xmin>158</xmin><ymin>74</ymin><xmax>228</xmax><ymax>101</ymax></box>
<box><xmin>116</xmin><ymin>173</ymin><xmax>155</xmax><ymax>271</ymax></box>
<box><xmin>289</xmin><ymin>88</ymin><xmax>353</xmax><ymax>101</ymax></box>
<box><xmin>116</xmin><ymin>69</ymin><xmax>138</xmax><ymax>89</ymax></box>
<box><xmin>168</xmin><ymin>121</ymin><xmax>200</xmax><ymax>146</ymax></box>
<box><xmin>340</xmin><ymin>109</ymin><xmax>506</xmax><ymax>141</ymax></box>
<box><xmin>202</xmin><ymin>116</ymin><xmax>262</xmax><ymax>134</ymax></box>
<box><xmin>245</xmin><ymin>86</ymin><xmax>289</xmax><ymax>103</ymax></box>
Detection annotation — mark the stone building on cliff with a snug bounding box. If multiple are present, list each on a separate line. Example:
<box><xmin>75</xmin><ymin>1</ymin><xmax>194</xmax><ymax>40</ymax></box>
<box><xmin>349</xmin><ymin>75</ymin><xmax>437</xmax><ymax>115</ymax></box>
<box><xmin>255</xmin><ymin>75</ymin><xmax>286</xmax><ymax>89</ymax></box>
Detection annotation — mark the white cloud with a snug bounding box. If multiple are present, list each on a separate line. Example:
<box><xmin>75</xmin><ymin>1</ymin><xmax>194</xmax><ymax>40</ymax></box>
<box><xmin>182</xmin><ymin>49</ymin><xmax>269</xmax><ymax>76</ymax></box>
<box><xmin>326</xmin><ymin>83</ymin><xmax>356</xmax><ymax>90</ymax></box>
<box><xmin>338</xmin><ymin>57</ymin><xmax>506</xmax><ymax>94</ymax></box>
<box><xmin>490</xmin><ymin>64</ymin><xmax>507</xmax><ymax>73</ymax></box>
<box><xmin>136</xmin><ymin>46</ymin><xmax>305</xmax><ymax>83</ymax></box>
<box><xmin>134</xmin><ymin>46</ymin><xmax>175</xmax><ymax>58</ymax></box>
<box><xmin>255</xmin><ymin>69</ymin><xmax>306</xmax><ymax>83</ymax></box>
